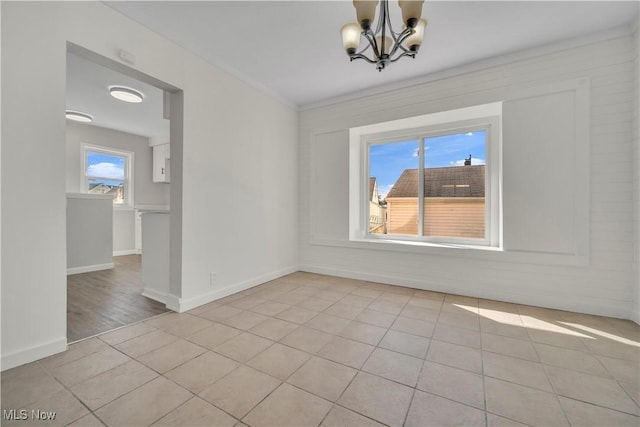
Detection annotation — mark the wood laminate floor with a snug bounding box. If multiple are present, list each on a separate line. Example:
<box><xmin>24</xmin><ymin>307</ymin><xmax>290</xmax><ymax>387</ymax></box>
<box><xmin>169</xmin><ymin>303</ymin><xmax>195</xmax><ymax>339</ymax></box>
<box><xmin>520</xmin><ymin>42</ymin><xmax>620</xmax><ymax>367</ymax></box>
<box><xmin>67</xmin><ymin>255</ymin><xmax>170</xmax><ymax>342</ymax></box>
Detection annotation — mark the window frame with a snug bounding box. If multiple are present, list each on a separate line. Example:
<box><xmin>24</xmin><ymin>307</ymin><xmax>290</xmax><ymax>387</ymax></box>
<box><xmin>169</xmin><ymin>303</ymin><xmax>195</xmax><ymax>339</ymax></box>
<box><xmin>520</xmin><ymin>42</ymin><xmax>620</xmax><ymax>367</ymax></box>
<box><xmin>350</xmin><ymin>104</ymin><xmax>502</xmax><ymax>249</ymax></box>
<box><xmin>80</xmin><ymin>143</ymin><xmax>134</xmax><ymax>209</ymax></box>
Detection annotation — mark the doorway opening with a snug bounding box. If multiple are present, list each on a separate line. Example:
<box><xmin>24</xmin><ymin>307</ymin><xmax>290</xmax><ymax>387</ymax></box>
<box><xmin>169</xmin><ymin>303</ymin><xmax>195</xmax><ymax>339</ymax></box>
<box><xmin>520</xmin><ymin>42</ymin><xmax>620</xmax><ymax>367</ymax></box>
<box><xmin>66</xmin><ymin>256</ymin><xmax>168</xmax><ymax>342</ymax></box>
<box><xmin>65</xmin><ymin>43</ymin><xmax>183</xmax><ymax>342</ymax></box>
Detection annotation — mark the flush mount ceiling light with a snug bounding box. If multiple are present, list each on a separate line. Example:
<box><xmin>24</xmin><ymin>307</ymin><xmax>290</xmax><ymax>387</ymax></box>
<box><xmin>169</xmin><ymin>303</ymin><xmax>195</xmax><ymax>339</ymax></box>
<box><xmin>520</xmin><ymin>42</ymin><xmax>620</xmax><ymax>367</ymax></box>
<box><xmin>341</xmin><ymin>0</ymin><xmax>427</xmax><ymax>71</ymax></box>
<box><xmin>65</xmin><ymin>110</ymin><xmax>93</xmax><ymax>123</ymax></box>
<box><xmin>109</xmin><ymin>86</ymin><xmax>144</xmax><ymax>103</ymax></box>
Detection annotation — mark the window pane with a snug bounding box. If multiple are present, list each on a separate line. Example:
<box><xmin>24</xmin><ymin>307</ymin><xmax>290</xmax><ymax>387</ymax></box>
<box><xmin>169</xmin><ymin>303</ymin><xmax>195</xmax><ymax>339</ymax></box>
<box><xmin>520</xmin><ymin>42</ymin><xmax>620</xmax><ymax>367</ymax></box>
<box><xmin>88</xmin><ymin>178</ymin><xmax>125</xmax><ymax>204</ymax></box>
<box><xmin>86</xmin><ymin>152</ymin><xmax>125</xmax><ymax>180</ymax></box>
<box><xmin>369</xmin><ymin>140</ymin><xmax>419</xmax><ymax>235</ymax></box>
<box><xmin>423</xmin><ymin>131</ymin><xmax>486</xmax><ymax>239</ymax></box>
<box><xmin>86</xmin><ymin>150</ymin><xmax>127</xmax><ymax>205</ymax></box>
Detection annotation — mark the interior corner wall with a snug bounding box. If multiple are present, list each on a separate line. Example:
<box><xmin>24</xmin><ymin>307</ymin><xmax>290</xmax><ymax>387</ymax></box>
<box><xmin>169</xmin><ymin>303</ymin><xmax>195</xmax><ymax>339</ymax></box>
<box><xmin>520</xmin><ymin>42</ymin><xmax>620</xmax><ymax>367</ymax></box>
<box><xmin>299</xmin><ymin>34</ymin><xmax>636</xmax><ymax>320</ymax></box>
<box><xmin>1</xmin><ymin>1</ymin><xmax>299</xmax><ymax>370</ymax></box>
<box><xmin>65</xmin><ymin>122</ymin><xmax>168</xmax><ymax>254</ymax></box>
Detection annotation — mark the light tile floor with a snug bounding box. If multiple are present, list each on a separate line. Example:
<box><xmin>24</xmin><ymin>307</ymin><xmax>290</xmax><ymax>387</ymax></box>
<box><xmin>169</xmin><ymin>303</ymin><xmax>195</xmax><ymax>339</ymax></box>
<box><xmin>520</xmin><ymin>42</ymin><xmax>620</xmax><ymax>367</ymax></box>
<box><xmin>2</xmin><ymin>272</ymin><xmax>639</xmax><ymax>426</ymax></box>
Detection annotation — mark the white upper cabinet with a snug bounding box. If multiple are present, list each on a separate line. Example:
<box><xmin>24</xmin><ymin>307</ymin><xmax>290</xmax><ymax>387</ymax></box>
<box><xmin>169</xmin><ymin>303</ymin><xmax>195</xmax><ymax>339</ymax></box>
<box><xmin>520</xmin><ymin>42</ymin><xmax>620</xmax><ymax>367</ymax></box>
<box><xmin>152</xmin><ymin>143</ymin><xmax>170</xmax><ymax>183</ymax></box>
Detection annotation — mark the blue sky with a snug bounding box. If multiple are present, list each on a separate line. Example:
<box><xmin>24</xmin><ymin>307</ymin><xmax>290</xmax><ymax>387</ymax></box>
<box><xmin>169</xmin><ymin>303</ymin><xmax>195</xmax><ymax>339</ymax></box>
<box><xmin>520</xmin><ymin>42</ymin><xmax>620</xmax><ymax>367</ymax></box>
<box><xmin>370</xmin><ymin>130</ymin><xmax>486</xmax><ymax>199</ymax></box>
<box><xmin>87</xmin><ymin>152</ymin><xmax>125</xmax><ymax>186</ymax></box>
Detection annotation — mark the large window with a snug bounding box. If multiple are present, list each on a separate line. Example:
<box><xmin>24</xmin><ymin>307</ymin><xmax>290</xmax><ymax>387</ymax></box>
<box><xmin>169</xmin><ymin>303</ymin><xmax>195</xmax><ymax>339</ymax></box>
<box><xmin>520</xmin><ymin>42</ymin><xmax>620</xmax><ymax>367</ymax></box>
<box><xmin>81</xmin><ymin>144</ymin><xmax>134</xmax><ymax>207</ymax></box>
<box><xmin>351</xmin><ymin>104</ymin><xmax>501</xmax><ymax>247</ymax></box>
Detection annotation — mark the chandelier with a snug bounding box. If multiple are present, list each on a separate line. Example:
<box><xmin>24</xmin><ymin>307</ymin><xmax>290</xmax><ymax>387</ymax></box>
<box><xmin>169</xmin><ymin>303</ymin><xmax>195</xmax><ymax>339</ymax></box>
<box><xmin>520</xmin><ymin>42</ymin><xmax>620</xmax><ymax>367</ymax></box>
<box><xmin>341</xmin><ymin>0</ymin><xmax>427</xmax><ymax>71</ymax></box>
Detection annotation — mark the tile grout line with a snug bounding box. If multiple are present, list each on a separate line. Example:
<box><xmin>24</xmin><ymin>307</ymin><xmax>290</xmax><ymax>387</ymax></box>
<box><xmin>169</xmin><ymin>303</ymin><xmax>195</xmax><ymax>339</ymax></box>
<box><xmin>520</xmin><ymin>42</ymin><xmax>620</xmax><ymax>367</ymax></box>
<box><xmin>81</xmin><ymin>338</ymin><xmax>187</xmax><ymax>423</ymax></box>
<box><xmin>400</xmin><ymin>302</ymin><xmax>440</xmax><ymax>427</ymax></box>
<box><xmin>191</xmin><ymin>285</ymin><xmax>374</xmax><ymax>425</ymax></box>
<box><xmin>46</xmin><ymin>362</ymin><xmax>109</xmax><ymax>426</ymax></box>
<box><xmin>186</xmin><ymin>363</ymin><xmax>253</xmax><ymax>425</ymax></box>
<box><xmin>7</xmin><ymin>273</ymin><xmax>639</xmax><ymax>426</ymax></box>
<box><xmin>477</xmin><ymin>299</ymin><xmax>490</xmax><ymax>427</ymax></box>
<box><xmin>69</xmin><ymin>310</ymin><xmax>173</xmax><ymax>346</ymax></box>
<box><xmin>286</xmin><ymin>284</ymin><xmax>409</xmax><ymax>425</ymax></box>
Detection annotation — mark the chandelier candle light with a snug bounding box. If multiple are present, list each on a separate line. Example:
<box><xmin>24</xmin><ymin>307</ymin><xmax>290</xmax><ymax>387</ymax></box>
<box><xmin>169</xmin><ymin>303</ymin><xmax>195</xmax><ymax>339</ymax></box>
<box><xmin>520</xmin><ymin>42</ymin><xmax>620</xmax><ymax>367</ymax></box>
<box><xmin>341</xmin><ymin>0</ymin><xmax>427</xmax><ymax>71</ymax></box>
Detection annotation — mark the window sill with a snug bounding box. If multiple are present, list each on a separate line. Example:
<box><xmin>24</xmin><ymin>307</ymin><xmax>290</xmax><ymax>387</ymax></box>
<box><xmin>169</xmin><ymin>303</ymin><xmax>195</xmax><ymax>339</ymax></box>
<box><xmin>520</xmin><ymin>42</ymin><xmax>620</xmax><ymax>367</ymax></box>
<box><xmin>66</xmin><ymin>193</ymin><xmax>113</xmax><ymax>200</ymax></box>
<box><xmin>351</xmin><ymin>236</ymin><xmax>501</xmax><ymax>254</ymax></box>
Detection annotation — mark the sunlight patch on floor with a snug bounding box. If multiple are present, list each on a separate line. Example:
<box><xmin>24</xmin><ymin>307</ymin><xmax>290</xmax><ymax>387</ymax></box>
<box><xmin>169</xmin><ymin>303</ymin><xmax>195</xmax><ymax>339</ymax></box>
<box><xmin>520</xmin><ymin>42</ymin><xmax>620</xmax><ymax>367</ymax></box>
<box><xmin>559</xmin><ymin>322</ymin><xmax>640</xmax><ymax>347</ymax></box>
<box><xmin>454</xmin><ymin>303</ymin><xmax>596</xmax><ymax>339</ymax></box>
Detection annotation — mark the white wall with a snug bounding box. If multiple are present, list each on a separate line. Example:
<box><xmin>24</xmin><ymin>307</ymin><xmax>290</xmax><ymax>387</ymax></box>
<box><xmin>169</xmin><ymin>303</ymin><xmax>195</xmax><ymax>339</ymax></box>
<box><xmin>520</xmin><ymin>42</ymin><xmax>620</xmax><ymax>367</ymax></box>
<box><xmin>632</xmin><ymin>24</ymin><xmax>639</xmax><ymax>324</ymax></box>
<box><xmin>1</xmin><ymin>2</ymin><xmax>298</xmax><ymax>370</ymax></box>
<box><xmin>66</xmin><ymin>121</ymin><xmax>168</xmax><ymax>254</ymax></box>
<box><xmin>66</xmin><ymin>195</ymin><xmax>113</xmax><ymax>272</ymax></box>
<box><xmin>299</xmin><ymin>34</ymin><xmax>636</xmax><ymax>320</ymax></box>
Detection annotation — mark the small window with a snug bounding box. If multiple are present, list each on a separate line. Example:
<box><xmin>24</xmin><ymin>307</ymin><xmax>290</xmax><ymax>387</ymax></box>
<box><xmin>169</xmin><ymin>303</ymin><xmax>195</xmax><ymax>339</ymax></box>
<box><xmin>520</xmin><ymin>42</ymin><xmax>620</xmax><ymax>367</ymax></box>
<box><xmin>81</xmin><ymin>144</ymin><xmax>134</xmax><ymax>207</ymax></box>
<box><xmin>351</xmin><ymin>104</ymin><xmax>501</xmax><ymax>248</ymax></box>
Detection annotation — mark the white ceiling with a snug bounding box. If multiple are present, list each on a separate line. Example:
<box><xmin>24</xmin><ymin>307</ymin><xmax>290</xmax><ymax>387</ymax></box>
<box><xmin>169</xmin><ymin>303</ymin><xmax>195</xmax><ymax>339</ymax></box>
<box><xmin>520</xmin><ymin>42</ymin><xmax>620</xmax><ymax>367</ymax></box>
<box><xmin>67</xmin><ymin>52</ymin><xmax>170</xmax><ymax>139</ymax></box>
<box><xmin>71</xmin><ymin>1</ymin><xmax>638</xmax><ymax>137</ymax></box>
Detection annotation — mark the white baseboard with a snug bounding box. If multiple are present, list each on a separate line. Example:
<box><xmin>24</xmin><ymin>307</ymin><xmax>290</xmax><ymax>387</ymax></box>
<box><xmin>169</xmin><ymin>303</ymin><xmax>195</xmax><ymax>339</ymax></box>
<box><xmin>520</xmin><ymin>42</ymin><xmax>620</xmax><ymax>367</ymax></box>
<box><xmin>142</xmin><ymin>288</ymin><xmax>168</xmax><ymax>305</ymax></box>
<box><xmin>1</xmin><ymin>337</ymin><xmax>67</xmax><ymax>371</ymax></box>
<box><xmin>173</xmin><ymin>265</ymin><xmax>298</xmax><ymax>313</ymax></box>
<box><xmin>299</xmin><ymin>264</ymin><xmax>435</xmax><ymax>294</ymax></box>
<box><xmin>165</xmin><ymin>294</ymin><xmax>181</xmax><ymax>312</ymax></box>
<box><xmin>298</xmin><ymin>264</ymin><xmax>630</xmax><ymax>320</ymax></box>
<box><xmin>67</xmin><ymin>263</ymin><xmax>114</xmax><ymax>275</ymax></box>
<box><xmin>113</xmin><ymin>249</ymin><xmax>140</xmax><ymax>256</ymax></box>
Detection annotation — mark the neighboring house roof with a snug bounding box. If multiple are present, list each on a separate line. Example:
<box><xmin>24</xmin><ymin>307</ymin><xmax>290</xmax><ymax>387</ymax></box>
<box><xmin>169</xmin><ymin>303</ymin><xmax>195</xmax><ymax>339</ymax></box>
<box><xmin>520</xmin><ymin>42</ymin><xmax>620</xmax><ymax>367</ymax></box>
<box><xmin>88</xmin><ymin>183</ymin><xmax>112</xmax><ymax>194</ymax></box>
<box><xmin>369</xmin><ymin>177</ymin><xmax>377</xmax><ymax>202</ymax></box>
<box><xmin>88</xmin><ymin>183</ymin><xmax>123</xmax><ymax>198</ymax></box>
<box><xmin>387</xmin><ymin>165</ymin><xmax>485</xmax><ymax>198</ymax></box>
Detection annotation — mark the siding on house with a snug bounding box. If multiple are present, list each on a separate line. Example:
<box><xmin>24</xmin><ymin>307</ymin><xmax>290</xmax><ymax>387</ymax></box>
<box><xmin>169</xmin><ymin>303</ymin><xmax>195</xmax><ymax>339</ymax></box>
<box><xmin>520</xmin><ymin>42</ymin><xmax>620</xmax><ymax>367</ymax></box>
<box><xmin>386</xmin><ymin>197</ymin><xmax>485</xmax><ymax>237</ymax></box>
<box><xmin>385</xmin><ymin>166</ymin><xmax>485</xmax><ymax>237</ymax></box>
<box><xmin>424</xmin><ymin>198</ymin><xmax>484</xmax><ymax>238</ymax></box>
<box><xmin>386</xmin><ymin>197</ymin><xmax>418</xmax><ymax>235</ymax></box>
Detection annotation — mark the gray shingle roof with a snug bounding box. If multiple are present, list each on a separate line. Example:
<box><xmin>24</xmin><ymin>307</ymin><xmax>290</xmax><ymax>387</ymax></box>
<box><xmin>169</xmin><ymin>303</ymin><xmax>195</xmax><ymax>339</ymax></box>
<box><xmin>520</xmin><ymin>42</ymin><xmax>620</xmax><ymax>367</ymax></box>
<box><xmin>386</xmin><ymin>165</ymin><xmax>485</xmax><ymax>198</ymax></box>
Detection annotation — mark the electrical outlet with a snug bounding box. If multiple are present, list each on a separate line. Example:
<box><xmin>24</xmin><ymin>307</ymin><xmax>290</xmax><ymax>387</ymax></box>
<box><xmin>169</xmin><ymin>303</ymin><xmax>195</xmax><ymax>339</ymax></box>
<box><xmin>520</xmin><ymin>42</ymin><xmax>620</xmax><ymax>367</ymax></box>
<box><xmin>210</xmin><ymin>272</ymin><xmax>217</xmax><ymax>286</ymax></box>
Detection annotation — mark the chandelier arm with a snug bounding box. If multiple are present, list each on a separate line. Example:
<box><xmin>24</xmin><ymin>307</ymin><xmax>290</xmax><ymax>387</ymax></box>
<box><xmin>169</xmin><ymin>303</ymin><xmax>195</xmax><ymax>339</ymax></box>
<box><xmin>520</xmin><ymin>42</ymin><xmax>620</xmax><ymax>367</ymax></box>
<box><xmin>349</xmin><ymin>53</ymin><xmax>378</xmax><ymax>64</ymax></box>
<box><xmin>382</xmin><ymin>0</ymin><xmax>398</xmax><ymax>41</ymax></box>
<box><xmin>362</xmin><ymin>30</ymin><xmax>381</xmax><ymax>61</ymax></box>
<box><xmin>380</xmin><ymin>0</ymin><xmax>391</xmax><ymax>58</ymax></box>
<box><xmin>355</xmin><ymin>45</ymin><xmax>371</xmax><ymax>56</ymax></box>
<box><xmin>389</xmin><ymin>50</ymin><xmax>416</xmax><ymax>63</ymax></box>
<box><xmin>373</xmin><ymin>0</ymin><xmax>386</xmax><ymax>36</ymax></box>
<box><xmin>387</xmin><ymin>27</ymin><xmax>414</xmax><ymax>58</ymax></box>
<box><xmin>388</xmin><ymin>29</ymin><xmax>403</xmax><ymax>44</ymax></box>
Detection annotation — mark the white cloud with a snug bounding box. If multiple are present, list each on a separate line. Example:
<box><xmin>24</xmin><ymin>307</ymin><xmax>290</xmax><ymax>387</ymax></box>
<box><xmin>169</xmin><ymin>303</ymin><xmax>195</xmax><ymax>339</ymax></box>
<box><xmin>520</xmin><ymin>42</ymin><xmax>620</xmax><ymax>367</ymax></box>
<box><xmin>87</xmin><ymin>162</ymin><xmax>124</xmax><ymax>179</ymax></box>
<box><xmin>450</xmin><ymin>157</ymin><xmax>486</xmax><ymax>166</ymax></box>
<box><xmin>412</xmin><ymin>146</ymin><xmax>431</xmax><ymax>157</ymax></box>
